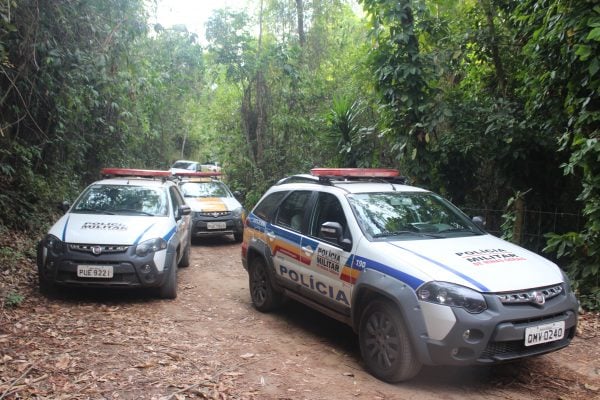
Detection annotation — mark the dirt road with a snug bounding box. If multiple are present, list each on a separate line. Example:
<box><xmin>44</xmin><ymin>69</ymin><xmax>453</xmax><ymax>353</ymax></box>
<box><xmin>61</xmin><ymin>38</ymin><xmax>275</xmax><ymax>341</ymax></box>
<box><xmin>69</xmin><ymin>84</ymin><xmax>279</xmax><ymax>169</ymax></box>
<box><xmin>1</xmin><ymin>237</ymin><xmax>599</xmax><ymax>399</ymax></box>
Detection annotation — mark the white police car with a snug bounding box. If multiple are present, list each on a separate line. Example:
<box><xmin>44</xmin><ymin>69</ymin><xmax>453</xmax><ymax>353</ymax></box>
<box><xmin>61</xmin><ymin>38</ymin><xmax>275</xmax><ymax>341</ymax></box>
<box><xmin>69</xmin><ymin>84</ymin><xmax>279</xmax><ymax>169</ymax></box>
<box><xmin>37</xmin><ymin>168</ymin><xmax>192</xmax><ymax>299</ymax></box>
<box><xmin>241</xmin><ymin>168</ymin><xmax>579</xmax><ymax>382</ymax></box>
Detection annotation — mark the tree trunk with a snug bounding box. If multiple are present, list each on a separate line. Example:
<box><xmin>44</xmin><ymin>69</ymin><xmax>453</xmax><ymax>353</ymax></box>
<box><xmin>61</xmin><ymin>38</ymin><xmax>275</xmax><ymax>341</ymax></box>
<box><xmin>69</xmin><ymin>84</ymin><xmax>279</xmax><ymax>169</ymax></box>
<box><xmin>479</xmin><ymin>0</ymin><xmax>506</xmax><ymax>94</ymax></box>
<box><xmin>296</xmin><ymin>0</ymin><xmax>305</xmax><ymax>46</ymax></box>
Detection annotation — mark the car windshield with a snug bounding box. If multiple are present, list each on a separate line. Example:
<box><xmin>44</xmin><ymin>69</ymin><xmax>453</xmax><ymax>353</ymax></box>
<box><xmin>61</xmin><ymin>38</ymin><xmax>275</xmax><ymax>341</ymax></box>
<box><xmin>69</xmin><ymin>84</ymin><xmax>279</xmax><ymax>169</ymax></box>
<box><xmin>72</xmin><ymin>184</ymin><xmax>169</xmax><ymax>216</ymax></box>
<box><xmin>347</xmin><ymin>191</ymin><xmax>483</xmax><ymax>240</ymax></box>
<box><xmin>171</xmin><ymin>161</ymin><xmax>197</xmax><ymax>170</ymax></box>
<box><xmin>180</xmin><ymin>181</ymin><xmax>231</xmax><ymax>198</ymax></box>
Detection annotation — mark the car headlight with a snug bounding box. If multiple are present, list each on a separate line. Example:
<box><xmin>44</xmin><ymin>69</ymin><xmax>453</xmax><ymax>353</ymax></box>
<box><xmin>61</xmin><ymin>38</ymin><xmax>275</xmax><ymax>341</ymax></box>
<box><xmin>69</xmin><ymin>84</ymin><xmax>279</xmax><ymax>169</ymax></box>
<box><xmin>232</xmin><ymin>207</ymin><xmax>246</xmax><ymax>219</ymax></box>
<box><xmin>135</xmin><ymin>238</ymin><xmax>167</xmax><ymax>257</ymax></box>
<box><xmin>43</xmin><ymin>234</ymin><xmax>65</xmax><ymax>254</ymax></box>
<box><xmin>560</xmin><ymin>269</ymin><xmax>573</xmax><ymax>294</ymax></box>
<box><xmin>417</xmin><ymin>281</ymin><xmax>487</xmax><ymax>314</ymax></box>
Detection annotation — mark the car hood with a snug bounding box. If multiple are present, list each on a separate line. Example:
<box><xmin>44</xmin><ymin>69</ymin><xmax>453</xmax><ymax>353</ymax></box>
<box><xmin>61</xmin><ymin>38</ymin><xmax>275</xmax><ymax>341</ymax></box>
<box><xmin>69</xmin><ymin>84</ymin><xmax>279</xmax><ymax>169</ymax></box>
<box><xmin>185</xmin><ymin>197</ymin><xmax>242</xmax><ymax>212</ymax></box>
<box><xmin>381</xmin><ymin>234</ymin><xmax>564</xmax><ymax>293</ymax></box>
<box><xmin>48</xmin><ymin>213</ymin><xmax>175</xmax><ymax>245</ymax></box>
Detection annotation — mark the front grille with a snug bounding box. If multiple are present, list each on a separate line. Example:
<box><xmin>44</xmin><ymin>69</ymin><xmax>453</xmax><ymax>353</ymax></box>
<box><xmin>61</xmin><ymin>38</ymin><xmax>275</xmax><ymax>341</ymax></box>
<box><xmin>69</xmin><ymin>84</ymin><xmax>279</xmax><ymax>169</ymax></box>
<box><xmin>496</xmin><ymin>284</ymin><xmax>563</xmax><ymax>305</ymax></box>
<box><xmin>196</xmin><ymin>211</ymin><xmax>231</xmax><ymax>218</ymax></box>
<box><xmin>69</xmin><ymin>244</ymin><xmax>129</xmax><ymax>254</ymax></box>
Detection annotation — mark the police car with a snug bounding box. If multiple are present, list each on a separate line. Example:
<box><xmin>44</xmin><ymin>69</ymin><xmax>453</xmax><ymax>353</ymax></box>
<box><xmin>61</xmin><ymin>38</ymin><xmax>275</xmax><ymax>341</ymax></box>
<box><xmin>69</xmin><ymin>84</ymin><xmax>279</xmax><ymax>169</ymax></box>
<box><xmin>37</xmin><ymin>168</ymin><xmax>192</xmax><ymax>299</ymax></box>
<box><xmin>174</xmin><ymin>172</ymin><xmax>246</xmax><ymax>242</ymax></box>
<box><xmin>241</xmin><ymin>168</ymin><xmax>579</xmax><ymax>382</ymax></box>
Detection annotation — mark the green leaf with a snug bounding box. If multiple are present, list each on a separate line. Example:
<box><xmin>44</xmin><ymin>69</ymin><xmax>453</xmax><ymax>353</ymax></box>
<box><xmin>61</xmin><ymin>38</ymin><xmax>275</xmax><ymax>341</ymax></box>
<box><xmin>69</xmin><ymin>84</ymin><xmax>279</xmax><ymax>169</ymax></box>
<box><xmin>586</xmin><ymin>27</ymin><xmax>600</xmax><ymax>42</ymax></box>
<box><xmin>575</xmin><ymin>45</ymin><xmax>592</xmax><ymax>61</ymax></box>
<box><xmin>589</xmin><ymin>57</ymin><xmax>600</xmax><ymax>76</ymax></box>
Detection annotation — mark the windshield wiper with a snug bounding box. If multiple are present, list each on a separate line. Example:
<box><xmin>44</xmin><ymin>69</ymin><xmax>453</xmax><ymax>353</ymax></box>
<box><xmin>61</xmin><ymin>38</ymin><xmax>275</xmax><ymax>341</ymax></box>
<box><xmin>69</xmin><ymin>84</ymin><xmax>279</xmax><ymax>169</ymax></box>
<box><xmin>113</xmin><ymin>208</ymin><xmax>155</xmax><ymax>216</ymax></box>
<box><xmin>437</xmin><ymin>227</ymin><xmax>479</xmax><ymax>235</ymax></box>
<box><xmin>374</xmin><ymin>231</ymin><xmax>442</xmax><ymax>239</ymax></box>
<box><xmin>74</xmin><ymin>208</ymin><xmax>115</xmax><ymax>215</ymax></box>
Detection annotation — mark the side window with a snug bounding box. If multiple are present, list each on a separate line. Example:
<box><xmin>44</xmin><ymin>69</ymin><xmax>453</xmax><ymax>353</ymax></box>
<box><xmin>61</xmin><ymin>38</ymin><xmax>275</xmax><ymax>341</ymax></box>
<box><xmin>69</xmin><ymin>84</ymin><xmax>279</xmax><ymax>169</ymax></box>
<box><xmin>253</xmin><ymin>191</ymin><xmax>287</xmax><ymax>221</ymax></box>
<box><xmin>275</xmin><ymin>191</ymin><xmax>312</xmax><ymax>232</ymax></box>
<box><xmin>169</xmin><ymin>186</ymin><xmax>184</xmax><ymax>218</ymax></box>
<box><xmin>310</xmin><ymin>193</ymin><xmax>349</xmax><ymax>241</ymax></box>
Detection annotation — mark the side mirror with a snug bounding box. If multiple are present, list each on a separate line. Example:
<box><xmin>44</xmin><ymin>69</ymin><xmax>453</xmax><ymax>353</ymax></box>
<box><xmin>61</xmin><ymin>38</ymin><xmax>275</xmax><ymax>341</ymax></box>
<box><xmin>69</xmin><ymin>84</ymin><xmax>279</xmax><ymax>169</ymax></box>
<box><xmin>319</xmin><ymin>222</ymin><xmax>352</xmax><ymax>251</ymax></box>
<box><xmin>178</xmin><ymin>204</ymin><xmax>192</xmax><ymax>219</ymax></box>
<box><xmin>233</xmin><ymin>190</ymin><xmax>243</xmax><ymax>200</ymax></box>
<box><xmin>59</xmin><ymin>201</ymin><xmax>70</xmax><ymax>213</ymax></box>
<box><xmin>472</xmin><ymin>216</ymin><xmax>485</xmax><ymax>230</ymax></box>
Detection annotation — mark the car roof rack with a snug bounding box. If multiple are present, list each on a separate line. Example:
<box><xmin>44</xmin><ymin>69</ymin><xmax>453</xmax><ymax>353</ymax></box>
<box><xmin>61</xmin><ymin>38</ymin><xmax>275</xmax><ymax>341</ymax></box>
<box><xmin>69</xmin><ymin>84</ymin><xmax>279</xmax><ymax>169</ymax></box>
<box><xmin>100</xmin><ymin>168</ymin><xmax>171</xmax><ymax>179</ymax></box>
<box><xmin>171</xmin><ymin>171</ymin><xmax>222</xmax><ymax>178</ymax></box>
<box><xmin>171</xmin><ymin>171</ymin><xmax>222</xmax><ymax>182</ymax></box>
<box><xmin>311</xmin><ymin>168</ymin><xmax>400</xmax><ymax>178</ymax></box>
<box><xmin>275</xmin><ymin>174</ymin><xmax>321</xmax><ymax>185</ymax></box>
<box><xmin>276</xmin><ymin>168</ymin><xmax>408</xmax><ymax>186</ymax></box>
<box><xmin>311</xmin><ymin>168</ymin><xmax>407</xmax><ymax>185</ymax></box>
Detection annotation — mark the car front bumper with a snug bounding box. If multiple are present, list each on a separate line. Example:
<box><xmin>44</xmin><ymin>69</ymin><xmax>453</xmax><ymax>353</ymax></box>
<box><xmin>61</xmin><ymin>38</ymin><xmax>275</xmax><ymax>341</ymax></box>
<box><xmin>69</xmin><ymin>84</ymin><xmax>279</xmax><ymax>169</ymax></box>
<box><xmin>37</xmin><ymin>242</ymin><xmax>175</xmax><ymax>289</ymax></box>
<box><xmin>420</xmin><ymin>291</ymin><xmax>579</xmax><ymax>366</ymax></box>
<box><xmin>191</xmin><ymin>216</ymin><xmax>244</xmax><ymax>237</ymax></box>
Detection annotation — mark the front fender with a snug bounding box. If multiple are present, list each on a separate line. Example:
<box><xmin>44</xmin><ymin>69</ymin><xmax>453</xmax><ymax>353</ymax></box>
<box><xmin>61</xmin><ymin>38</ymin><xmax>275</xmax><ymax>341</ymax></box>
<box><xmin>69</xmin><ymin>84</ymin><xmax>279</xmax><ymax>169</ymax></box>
<box><xmin>351</xmin><ymin>268</ymin><xmax>433</xmax><ymax>365</ymax></box>
<box><xmin>245</xmin><ymin>238</ymin><xmax>282</xmax><ymax>292</ymax></box>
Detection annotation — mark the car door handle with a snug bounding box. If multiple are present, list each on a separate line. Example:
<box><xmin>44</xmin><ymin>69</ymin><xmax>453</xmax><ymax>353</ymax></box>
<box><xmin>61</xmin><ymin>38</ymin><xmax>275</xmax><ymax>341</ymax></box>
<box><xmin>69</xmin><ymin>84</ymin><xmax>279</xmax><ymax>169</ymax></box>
<box><xmin>302</xmin><ymin>245</ymin><xmax>314</xmax><ymax>255</ymax></box>
<box><xmin>266</xmin><ymin>231</ymin><xmax>276</xmax><ymax>241</ymax></box>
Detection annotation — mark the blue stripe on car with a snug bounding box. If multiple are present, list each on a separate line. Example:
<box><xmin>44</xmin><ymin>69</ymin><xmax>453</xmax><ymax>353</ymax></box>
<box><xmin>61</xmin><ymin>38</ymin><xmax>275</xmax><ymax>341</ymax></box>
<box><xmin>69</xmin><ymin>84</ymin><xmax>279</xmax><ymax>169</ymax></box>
<box><xmin>390</xmin><ymin>243</ymin><xmax>489</xmax><ymax>292</ymax></box>
<box><xmin>163</xmin><ymin>226</ymin><xmax>176</xmax><ymax>242</ymax></box>
<box><xmin>62</xmin><ymin>216</ymin><xmax>70</xmax><ymax>241</ymax></box>
<box><xmin>354</xmin><ymin>255</ymin><xmax>424</xmax><ymax>289</ymax></box>
<box><xmin>247</xmin><ymin>214</ymin><xmax>266</xmax><ymax>232</ymax></box>
<box><xmin>269</xmin><ymin>224</ymin><xmax>302</xmax><ymax>245</ymax></box>
<box><xmin>134</xmin><ymin>223</ymin><xmax>155</xmax><ymax>245</ymax></box>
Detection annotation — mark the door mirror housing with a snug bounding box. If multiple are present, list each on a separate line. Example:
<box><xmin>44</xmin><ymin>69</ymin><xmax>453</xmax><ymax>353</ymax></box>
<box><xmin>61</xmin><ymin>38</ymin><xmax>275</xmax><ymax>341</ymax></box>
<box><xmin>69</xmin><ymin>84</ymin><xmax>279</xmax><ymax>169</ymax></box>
<box><xmin>319</xmin><ymin>221</ymin><xmax>352</xmax><ymax>251</ymax></box>
<box><xmin>59</xmin><ymin>201</ymin><xmax>70</xmax><ymax>213</ymax></box>
<box><xmin>472</xmin><ymin>216</ymin><xmax>485</xmax><ymax>230</ymax></box>
<box><xmin>178</xmin><ymin>204</ymin><xmax>191</xmax><ymax>219</ymax></box>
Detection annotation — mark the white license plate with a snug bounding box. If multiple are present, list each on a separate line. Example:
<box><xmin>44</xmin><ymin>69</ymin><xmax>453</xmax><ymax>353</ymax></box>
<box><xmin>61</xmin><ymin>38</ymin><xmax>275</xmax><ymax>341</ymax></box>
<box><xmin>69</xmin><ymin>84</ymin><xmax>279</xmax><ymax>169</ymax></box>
<box><xmin>524</xmin><ymin>321</ymin><xmax>565</xmax><ymax>347</ymax></box>
<box><xmin>207</xmin><ymin>221</ymin><xmax>227</xmax><ymax>230</ymax></box>
<box><xmin>77</xmin><ymin>265</ymin><xmax>114</xmax><ymax>278</ymax></box>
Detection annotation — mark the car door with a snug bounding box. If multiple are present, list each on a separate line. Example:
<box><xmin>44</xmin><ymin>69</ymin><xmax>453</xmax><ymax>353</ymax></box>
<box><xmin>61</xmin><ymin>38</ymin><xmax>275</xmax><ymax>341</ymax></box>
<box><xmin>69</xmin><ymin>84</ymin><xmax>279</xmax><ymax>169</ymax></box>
<box><xmin>270</xmin><ymin>190</ymin><xmax>313</xmax><ymax>289</ymax></box>
<box><xmin>169</xmin><ymin>186</ymin><xmax>191</xmax><ymax>252</ymax></box>
<box><xmin>299</xmin><ymin>191</ymin><xmax>354</xmax><ymax>314</ymax></box>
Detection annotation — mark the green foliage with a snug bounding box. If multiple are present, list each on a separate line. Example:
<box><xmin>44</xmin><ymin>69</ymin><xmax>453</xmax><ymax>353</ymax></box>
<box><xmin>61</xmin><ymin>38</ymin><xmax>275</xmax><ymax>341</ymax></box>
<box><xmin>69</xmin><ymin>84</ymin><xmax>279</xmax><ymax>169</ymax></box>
<box><xmin>3</xmin><ymin>291</ymin><xmax>24</xmax><ymax>308</ymax></box>
<box><xmin>358</xmin><ymin>0</ymin><xmax>440</xmax><ymax>180</ymax></box>
<box><xmin>203</xmin><ymin>1</ymin><xmax>376</xmax><ymax>211</ymax></box>
<box><xmin>515</xmin><ymin>0</ymin><xmax>600</xmax><ymax>310</ymax></box>
<box><xmin>0</xmin><ymin>0</ymin><xmax>205</xmax><ymax>229</ymax></box>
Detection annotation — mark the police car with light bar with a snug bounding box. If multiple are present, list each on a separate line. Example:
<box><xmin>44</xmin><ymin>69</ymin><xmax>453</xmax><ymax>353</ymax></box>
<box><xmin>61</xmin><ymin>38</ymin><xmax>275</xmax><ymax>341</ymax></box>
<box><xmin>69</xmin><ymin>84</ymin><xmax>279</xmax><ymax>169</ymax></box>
<box><xmin>241</xmin><ymin>168</ymin><xmax>579</xmax><ymax>382</ymax></box>
<box><xmin>173</xmin><ymin>171</ymin><xmax>246</xmax><ymax>242</ymax></box>
<box><xmin>36</xmin><ymin>168</ymin><xmax>192</xmax><ymax>299</ymax></box>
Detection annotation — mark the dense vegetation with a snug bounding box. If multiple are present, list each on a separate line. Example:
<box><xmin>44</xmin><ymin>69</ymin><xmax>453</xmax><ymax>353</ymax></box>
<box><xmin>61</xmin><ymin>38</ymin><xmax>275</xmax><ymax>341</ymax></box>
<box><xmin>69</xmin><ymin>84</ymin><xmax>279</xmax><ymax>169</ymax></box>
<box><xmin>0</xmin><ymin>0</ymin><xmax>598</xmax><ymax>309</ymax></box>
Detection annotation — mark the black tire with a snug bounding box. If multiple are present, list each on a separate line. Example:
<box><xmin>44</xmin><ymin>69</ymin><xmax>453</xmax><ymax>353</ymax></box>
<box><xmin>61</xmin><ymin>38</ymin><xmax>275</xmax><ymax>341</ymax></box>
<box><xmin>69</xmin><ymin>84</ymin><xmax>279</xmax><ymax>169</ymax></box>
<box><xmin>359</xmin><ymin>299</ymin><xmax>422</xmax><ymax>382</ymax></box>
<box><xmin>248</xmin><ymin>258</ymin><xmax>282</xmax><ymax>312</ymax></box>
<box><xmin>38</xmin><ymin>273</ymin><xmax>57</xmax><ymax>297</ymax></box>
<box><xmin>233</xmin><ymin>231</ymin><xmax>243</xmax><ymax>243</ymax></box>
<box><xmin>178</xmin><ymin>233</ymin><xmax>191</xmax><ymax>268</ymax></box>
<box><xmin>37</xmin><ymin>263</ymin><xmax>57</xmax><ymax>297</ymax></box>
<box><xmin>158</xmin><ymin>256</ymin><xmax>177</xmax><ymax>299</ymax></box>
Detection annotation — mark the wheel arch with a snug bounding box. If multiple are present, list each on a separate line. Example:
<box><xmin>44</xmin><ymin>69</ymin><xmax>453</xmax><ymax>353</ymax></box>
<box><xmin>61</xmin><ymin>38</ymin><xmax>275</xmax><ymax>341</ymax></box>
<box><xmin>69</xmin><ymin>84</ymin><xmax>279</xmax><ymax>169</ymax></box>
<box><xmin>351</xmin><ymin>269</ymin><xmax>433</xmax><ymax>365</ymax></box>
<box><xmin>245</xmin><ymin>241</ymin><xmax>283</xmax><ymax>293</ymax></box>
